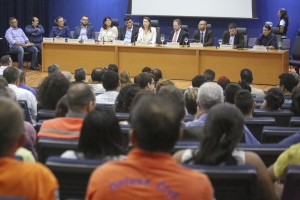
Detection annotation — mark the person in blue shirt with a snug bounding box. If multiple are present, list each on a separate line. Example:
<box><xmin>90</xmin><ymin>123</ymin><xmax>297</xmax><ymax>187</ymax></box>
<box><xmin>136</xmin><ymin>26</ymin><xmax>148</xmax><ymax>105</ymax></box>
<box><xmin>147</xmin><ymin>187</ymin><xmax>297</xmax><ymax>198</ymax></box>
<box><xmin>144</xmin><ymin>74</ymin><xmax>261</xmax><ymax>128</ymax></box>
<box><xmin>73</xmin><ymin>15</ymin><xmax>95</xmax><ymax>41</ymax></box>
<box><xmin>49</xmin><ymin>16</ymin><xmax>71</xmax><ymax>38</ymax></box>
<box><xmin>255</xmin><ymin>24</ymin><xmax>277</xmax><ymax>49</ymax></box>
<box><xmin>18</xmin><ymin>71</ymin><xmax>36</xmax><ymax>96</ymax></box>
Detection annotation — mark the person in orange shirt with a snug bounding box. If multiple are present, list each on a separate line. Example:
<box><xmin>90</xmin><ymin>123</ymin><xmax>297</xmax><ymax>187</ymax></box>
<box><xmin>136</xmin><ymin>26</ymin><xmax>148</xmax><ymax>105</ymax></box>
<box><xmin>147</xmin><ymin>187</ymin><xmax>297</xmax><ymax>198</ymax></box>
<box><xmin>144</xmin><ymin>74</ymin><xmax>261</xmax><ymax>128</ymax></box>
<box><xmin>0</xmin><ymin>98</ymin><xmax>58</xmax><ymax>199</ymax></box>
<box><xmin>38</xmin><ymin>83</ymin><xmax>95</xmax><ymax>139</ymax></box>
<box><xmin>86</xmin><ymin>93</ymin><xmax>214</xmax><ymax>200</ymax></box>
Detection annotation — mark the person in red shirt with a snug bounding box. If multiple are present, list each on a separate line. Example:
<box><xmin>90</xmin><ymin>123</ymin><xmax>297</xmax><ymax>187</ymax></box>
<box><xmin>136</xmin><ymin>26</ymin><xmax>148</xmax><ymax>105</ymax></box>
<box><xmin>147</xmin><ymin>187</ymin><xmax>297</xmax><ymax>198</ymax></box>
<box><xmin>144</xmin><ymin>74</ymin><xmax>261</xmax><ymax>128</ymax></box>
<box><xmin>86</xmin><ymin>93</ymin><xmax>214</xmax><ymax>200</ymax></box>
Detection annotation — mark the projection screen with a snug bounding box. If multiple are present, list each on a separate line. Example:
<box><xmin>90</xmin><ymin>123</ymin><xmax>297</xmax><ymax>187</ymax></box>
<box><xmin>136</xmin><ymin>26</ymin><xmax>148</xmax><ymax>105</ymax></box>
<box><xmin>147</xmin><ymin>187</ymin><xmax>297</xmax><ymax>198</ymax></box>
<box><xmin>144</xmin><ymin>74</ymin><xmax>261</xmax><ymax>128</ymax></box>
<box><xmin>128</xmin><ymin>0</ymin><xmax>257</xmax><ymax>19</ymax></box>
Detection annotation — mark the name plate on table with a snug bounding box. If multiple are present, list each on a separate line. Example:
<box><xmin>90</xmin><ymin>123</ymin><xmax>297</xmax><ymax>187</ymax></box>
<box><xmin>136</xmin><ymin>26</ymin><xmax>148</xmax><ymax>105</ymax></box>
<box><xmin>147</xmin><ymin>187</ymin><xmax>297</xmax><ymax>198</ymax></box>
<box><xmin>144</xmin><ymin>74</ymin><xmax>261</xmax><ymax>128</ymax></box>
<box><xmin>220</xmin><ymin>44</ymin><xmax>233</xmax><ymax>50</ymax></box>
<box><xmin>67</xmin><ymin>39</ymin><xmax>79</xmax><ymax>44</ymax></box>
<box><xmin>190</xmin><ymin>43</ymin><xmax>204</xmax><ymax>48</ymax></box>
<box><xmin>83</xmin><ymin>39</ymin><xmax>95</xmax><ymax>44</ymax></box>
<box><xmin>166</xmin><ymin>42</ymin><xmax>180</xmax><ymax>47</ymax></box>
<box><xmin>135</xmin><ymin>41</ymin><xmax>148</xmax><ymax>46</ymax></box>
<box><xmin>53</xmin><ymin>38</ymin><xmax>65</xmax><ymax>43</ymax></box>
<box><xmin>43</xmin><ymin>38</ymin><xmax>53</xmax><ymax>43</ymax></box>
<box><xmin>113</xmin><ymin>40</ymin><xmax>125</xmax><ymax>45</ymax></box>
<box><xmin>253</xmin><ymin>45</ymin><xmax>267</xmax><ymax>51</ymax></box>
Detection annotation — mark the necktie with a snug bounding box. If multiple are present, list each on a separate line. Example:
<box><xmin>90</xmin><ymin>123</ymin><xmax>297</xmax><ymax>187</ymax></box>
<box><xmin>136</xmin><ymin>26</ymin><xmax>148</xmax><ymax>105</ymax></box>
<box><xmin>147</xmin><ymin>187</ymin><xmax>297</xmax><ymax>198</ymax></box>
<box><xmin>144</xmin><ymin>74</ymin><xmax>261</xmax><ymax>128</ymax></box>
<box><xmin>200</xmin><ymin>32</ymin><xmax>204</xmax><ymax>43</ymax></box>
<box><xmin>173</xmin><ymin>31</ymin><xmax>178</xmax><ymax>42</ymax></box>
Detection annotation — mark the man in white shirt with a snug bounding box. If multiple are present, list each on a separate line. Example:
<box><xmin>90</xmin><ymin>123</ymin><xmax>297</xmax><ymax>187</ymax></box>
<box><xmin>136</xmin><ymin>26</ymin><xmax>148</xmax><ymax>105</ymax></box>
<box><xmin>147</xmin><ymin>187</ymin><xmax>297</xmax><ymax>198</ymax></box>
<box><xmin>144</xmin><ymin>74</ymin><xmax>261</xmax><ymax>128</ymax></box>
<box><xmin>0</xmin><ymin>55</ymin><xmax>13</xmax><ymax>76</ymax></box>
<box><xmin>240</xmin><ymin>68</ymin><xmax>265</xmax><ymax>98</ymax></box>
<box><xmin>3</xmin><ymin>67</ymin><xmax>37</xmax><ymax>125</ymax></box>
<box><xmin>96</xmin><ymin>70</ymin><xmax>120</xmax><ymax>104</ymax></box>
<box><xmin>89</xmin><ymin>68</ymin><xmax>105</xmax><ymax>93</ymax></box>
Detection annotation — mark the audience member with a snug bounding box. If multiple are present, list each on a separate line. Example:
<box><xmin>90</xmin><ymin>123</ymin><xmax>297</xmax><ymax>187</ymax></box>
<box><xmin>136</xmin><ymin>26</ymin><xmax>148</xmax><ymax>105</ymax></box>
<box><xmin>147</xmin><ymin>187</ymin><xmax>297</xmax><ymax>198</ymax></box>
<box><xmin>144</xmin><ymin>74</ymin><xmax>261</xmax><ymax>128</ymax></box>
<box><xmin>37</xmin><ymin>72</ymin><xmax>70</xmax><ymax>110</ymax></box>
<box><xmin>173</xmin><ymin>104</ymin><xmax>277</xmax><ymax>200</ymax></box>
<box><xmin>18</xmin><ymin>70</ymin><xmax>36</xmax><ymax>96</ymax></box>
<box><xmin>61</xmin><ymin>106</ymin><xmax>126</xmax><ymax>160</ymax></box>
<box><xmin>0</xmin><ymin>98</ymin><xmax>58</xmax><ymax>199</ymax></box>
<box><xmin>89</xmin><ymin>68</ymin><xmax>105</xmax><ymax>93</ymax></box>
<box><xmin>133</xmin><ymin>74</ymin><xmax>139</xmax><ymax>84</ymax></box>
<box><xmin>120</xmin><ymin>71</ymin><xmax>132</xmax><ymax>87</ymax></box>
<box><xmin>61</xmin><ymin>71</ymin><xmax>72</xmax><ymax>82</ymax></box>
<box><xmin>185</xmin><ymin>82</ymin><xmax>223</xmax><ymax>127</ymax></box>
<box><xmin>38</xmin><ymin>83</ymin><xmax>95</xmax><ymax>139</ymax></box>
<box><xmin>142</xmin><ymin>66</ymin><xmax>152</xmax><ymax>73</ymax></box>
<box><xmin>224</xmin><ymin>83</ymin><xmax>242</xmax><ymax>104</ymax></box>
<box><xmin>278</xmin><ymin>73</ymin><xmax>298</xmax><ymax>103</ymax></box>
<box><xmin>55</xmin><ymin>95</ymin><xmax>68</xmax><ymax>117</ymax></box>
<box><xmin>151</xmin><ymin>68</ymin><xmax>163</xmax><ymax>86</ymax></box>
<box><xmin>0</xmin><ymin>55</ymin><xmax>13</xmax><ymax>76</ymax></box>
<box><xmin>238</xmin><ymin>80</ymin><xmax>252</xmax><ymax>92</ymax></box>
<box><xmin>3</xmin><ymin>67</ymin><xmax>37</xmax><ymax>125</ymax></box>
<box><xmin>107</xmin><ymin>64</ymin><xmax>118</xmax><ymax>73</ymax></box>
<box><xmin>48</xmin><ymin>64</ymin><xmax>60</xmax><ymax>75</ymax></box>
<box><xmin>240</xmin><ymin>68</ymin><xmax>265</xmax><ymax>98</ymax></box>
<box><xmin>74</xmin><ymin>67</ymin><xmax>86</xmax><ymax>83</ymax></box>
<box><xmin>261</xmin><ymin>88</ymin><xmax>284</xmax><ymax>111</ymax></box>
<box><xmin>290</xmin><ymin>87</ymin><xmax>300</xmax><ymax>116</ymax></box>
<box><xmin>217</xmin><ymin>76</ymin><xmax>230</xmax><ymax>90</ymax></box>
<box><xmin>96</xmin><ymin>71</ymin><xmax>120</xmax><ymax>104</ymax></box>
<box><xmin>156</xmin><ymin>78</ymin><xmax>174</xmax><ymax>93</ymax></box>
<box><xmin>114</xmin><ymin>83</ymin><xmax>140</xmax><ymax>113</ymax></box>
<box><xmin>86</xmin><ymin>94</ymin><xmax>213</xmax><ymax>200</ymax></box>
<box><xmin>192</xmin><ymin>75</ymin><xmax>207</xmax><ymax>88</ymax></box>
<box><xmin>0</xmin><ymin>77</ymin><xmax>8</xmax><ymax>86</ymax></box>
<box><xmin>136</xmin><ymin>72</ymin><xmax>155</xmax><ymax>91</ymax></box>
<box><xmin>184</xmin><ymin>88</ymin><xmax>198</xmax><ymax>115</ymax></box>
<box><xmin>203</xmin><ymin>69</ymin><xmax>215</xmax><ymax>82</ymax></box>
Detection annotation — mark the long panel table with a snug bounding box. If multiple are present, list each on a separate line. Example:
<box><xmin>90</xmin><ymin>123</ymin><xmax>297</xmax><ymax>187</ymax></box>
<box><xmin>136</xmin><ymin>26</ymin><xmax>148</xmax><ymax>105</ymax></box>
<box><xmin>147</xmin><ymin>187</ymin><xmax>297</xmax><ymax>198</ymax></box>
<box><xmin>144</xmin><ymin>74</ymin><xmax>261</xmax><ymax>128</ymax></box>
<box><xmin>42</xmin><ymin>43</ymin><xmax>289</xmax><ymax>85</ymax></box>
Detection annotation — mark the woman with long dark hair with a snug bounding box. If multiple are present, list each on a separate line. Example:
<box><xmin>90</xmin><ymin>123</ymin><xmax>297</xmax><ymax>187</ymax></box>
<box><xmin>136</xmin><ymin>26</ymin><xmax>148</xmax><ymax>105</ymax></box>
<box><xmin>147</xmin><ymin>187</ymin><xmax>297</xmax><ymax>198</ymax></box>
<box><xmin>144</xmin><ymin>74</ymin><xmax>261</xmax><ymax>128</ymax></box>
<box><xmin>277</xmin><ymin>8</ymin><xmax>289</xmax><ymax>38</ymax></box>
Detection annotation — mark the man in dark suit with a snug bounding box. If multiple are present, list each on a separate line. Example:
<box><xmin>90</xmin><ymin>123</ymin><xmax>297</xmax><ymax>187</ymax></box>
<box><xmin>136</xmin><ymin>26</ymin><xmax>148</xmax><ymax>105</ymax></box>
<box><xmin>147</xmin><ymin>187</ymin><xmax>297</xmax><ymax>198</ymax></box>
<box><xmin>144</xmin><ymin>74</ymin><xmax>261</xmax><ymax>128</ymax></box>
<box><xmin>222</xmin><ymin>22</ymin><xmax>244</xmax><ymax>48</ymax></box>
<box><xmin>73</xmin><ymin>15</ymin><xmax>95</xmax><ymax>41</ymax></box>
<box><xmin>118</xmin><ymin>16</ymin><xmax>139</xmax><ymax>44</ymax></box>
<box><xmin>168</xmin><ymin>19</ymin><xmax>188</xmax><ymax>45</ymax></box>
<box><xmin>192</xmin><ymin>20</ymin><xmax>214</xmax><ymax>46</ymax></box>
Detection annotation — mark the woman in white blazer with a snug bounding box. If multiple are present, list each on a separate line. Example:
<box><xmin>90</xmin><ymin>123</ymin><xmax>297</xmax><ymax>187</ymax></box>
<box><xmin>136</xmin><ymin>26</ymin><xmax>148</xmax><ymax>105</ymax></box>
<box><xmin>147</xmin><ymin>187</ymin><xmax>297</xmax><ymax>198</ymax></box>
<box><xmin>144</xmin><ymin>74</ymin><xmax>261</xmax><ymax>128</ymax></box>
<box><xmin>137</xmin><ymin>17</ymin><xmax>156</xmax><ymax>44</ymax></box>
<box><xmin>98</xmin><ymin>16</ymin><xmax>118</xmax><ymax>42</ymax></box>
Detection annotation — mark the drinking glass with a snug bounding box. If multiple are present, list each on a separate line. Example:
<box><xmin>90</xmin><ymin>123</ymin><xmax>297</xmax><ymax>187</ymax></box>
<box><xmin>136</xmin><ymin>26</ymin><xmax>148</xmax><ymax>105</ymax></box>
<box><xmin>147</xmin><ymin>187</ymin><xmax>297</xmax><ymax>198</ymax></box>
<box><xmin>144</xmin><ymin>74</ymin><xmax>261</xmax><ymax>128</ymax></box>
<box><xmin>184</xmin><ymin>37</ymin><xmax>188</xmax><ymax>47</ymax></box>
<box><xmin>218</xmin><ymin>39</ymin><xmax>222</xmax><ymax>47</ymax></box>
<box><xmin>160</xmin><ymin>34</ymin><xmax>165</xmax><ymax>46</ymax></box>
<box><xmin>278</xmin><ymin>41</ymin><xmax>282</xmax><ymax>50</ymax></box>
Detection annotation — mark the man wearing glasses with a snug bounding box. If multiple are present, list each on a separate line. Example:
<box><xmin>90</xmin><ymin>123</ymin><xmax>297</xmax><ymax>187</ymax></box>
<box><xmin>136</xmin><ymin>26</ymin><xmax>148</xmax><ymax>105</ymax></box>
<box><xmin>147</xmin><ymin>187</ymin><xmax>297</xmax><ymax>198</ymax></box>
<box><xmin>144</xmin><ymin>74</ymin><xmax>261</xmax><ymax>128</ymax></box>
<box><xmin>5</xmin><ymin>17</ymin><xmax>39</xmax><ymax>70</ymax></box>
<box><xmin>73</xmin><ymin>15</ymin><xmax>95</xmax><ymax>41</ymax></box>
<box><xmin>118</xmin><ymin>16</ymin><xmax>139</xmax><ymax>44</ymax></box>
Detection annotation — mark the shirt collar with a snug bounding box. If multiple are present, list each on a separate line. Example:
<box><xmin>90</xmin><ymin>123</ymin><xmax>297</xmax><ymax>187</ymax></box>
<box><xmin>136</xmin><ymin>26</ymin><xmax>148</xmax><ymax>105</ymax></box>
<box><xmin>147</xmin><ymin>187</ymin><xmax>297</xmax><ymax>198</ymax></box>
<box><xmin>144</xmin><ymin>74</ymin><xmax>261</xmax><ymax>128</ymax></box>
<box><xmin>128</xmin><ymin>148</ymin><xmax>175</xmax><ymax>163</ymax></box>
<box><xmin>8</xmin><ymin>84</ymin><xmax>18</xmax><ymax>89</ymax></box>
<box><xmin>66</xmin><ymin>112</ymin><xmax>86</xmax><ymax>118</ymax></box>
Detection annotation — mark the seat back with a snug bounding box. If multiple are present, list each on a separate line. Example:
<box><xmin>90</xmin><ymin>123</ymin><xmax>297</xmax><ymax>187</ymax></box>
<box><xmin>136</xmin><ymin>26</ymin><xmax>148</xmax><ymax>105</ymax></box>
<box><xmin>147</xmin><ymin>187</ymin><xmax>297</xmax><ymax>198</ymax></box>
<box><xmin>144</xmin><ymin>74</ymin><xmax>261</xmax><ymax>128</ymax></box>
<box><xmin>248</xmin><ymin>38</ymin><xmax>257</xmax><ymax>48</ymax></box>
<box><xmin>120</xmin><ymin>124</ymin><xmax>130</xmax><ymax>150</ymax></box>
<box><xmin>282</xmin><ymin>165</ymin><xmax>300</xmax><ymax>200</ymax></box>
<box><xmin>236</xmin><ymin>143</ymin><xmax>288</xmax><ymax>167</ymax></box>
<box><xmin>276</xmin><ymin>34</ymin><xmax>282</xmax><ymax>43</ymax></box>
<box><xmin>150</xmin><ymin>20</ymin><xmax>159</xmax><ymax>27</ymax></box>
<box><xmin>206</xmin><ymin>24</ymin><xmax>212</xmax><ymax>29</ymax></box>
<box><xmin>253</xmin><ymin>109</ymin><xmax>294</xmax><ymax>126</ymax></box>
<box><xmin>37</xmin><ymin>137</ymin><xmax>78</xmax><ymax>163</ymax></box>
<box><xmin>18</xmin><ymin>100</ymin><xmax>32</xmax><ymax>124</ymax></box>
<box><xmin>36</xmin><ymin>109</ymin><xmax>56</xmax><ymax>122</ymax></box>
<box><xmin>111</xmin><ymin>19</ymin><xmax>119</xmax><ymax>27</ymax></box>
<box><xmin>237</xmin><ymin>27</ymin><xmax>247</xmax><ymax>35</ymax></box>
<box><xmin>292</xmin><ymin>36</ymin><xmax>300</xmax><ymax>60</ymax></box>
<box><xmin>95</xmin><ymin>103</ymin><xmax>114</xmax><ymax>110</ymax></box>
<box><xmin>244</xmin><ymin>117</ymin><xmax>276</xmax><ymax>142</ymax></box>
<box><xmin>155</xmin><ymin>27</ymin><xmax>161</xmax><ymax>44</ymax></box>
<box><xmin>185</xmin><ymin>165</ymin><xmax>258</xmax><ymax>200</ymax></box>
<box><xmin>282</xmin><ymin>39</ymin><xmax>291</xmax><ymax>50</ymax></box>
<box><xmin>133</xmin><ymin>22</ymin><xmax>140</xmax><ymax>27</ymax></box>
<box><xmin>271</xmin><ymin>27</ymin><xmax>280</xmax><ymax>35</ymax></box>
<box><xmin>290</xmin><ymin>116</ymin><xmax>300</xmax><ymax>127</ymax></box>
<box><xmin>173</xmin><ymin>141</ymin><xmax>200</xmax><ymax>152</ymax></box>
<box><xmin>261</xmin><ymin>126</ymin><xmax>300</xmax><ymax>143</ymax></box>
<box><xmin>115</xmin><ymin>112</ymin><xmax>129</xmax><ymax>122</ymax></box>
<box><xmin>181</xmin><ymin>25</ymin><xmax>189</xmax><ymax>36</ymax></box>
<box><xmin>46</xmin><ymin>156</ymin><xmax>106</xmax><ymax>200</ymax></box>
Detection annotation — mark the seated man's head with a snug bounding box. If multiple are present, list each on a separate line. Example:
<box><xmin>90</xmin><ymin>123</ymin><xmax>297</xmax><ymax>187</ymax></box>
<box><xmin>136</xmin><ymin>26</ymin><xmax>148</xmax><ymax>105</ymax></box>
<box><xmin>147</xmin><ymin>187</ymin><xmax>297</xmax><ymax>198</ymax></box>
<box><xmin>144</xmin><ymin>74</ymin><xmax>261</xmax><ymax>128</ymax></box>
<box><xmin>203</xmin><ymin>69</ymin><xmax>215</xmax><ymax>82</ymax></box>
<box><xmin>224</xmin><ymin>83</ymin><xmax>242</xmax><ymax>104</ymax></box>
<box><xmin>151</xmin><ymin>68</ymin><xmax>163</xmax><ymax>86</ymax></box>
<box><xmin>278</xmin><ymin>73</ymin><xmax>298</xmax><ymax>95</ymax></box>
<box><xmin>102</xmin><ymin>70</ymin><xmax>120</xmax><ymax>92</ymax></box>
<box><xmin>47</xmin><ymin>64</ymin><xmax>60</xmax><ymax>75</ymax></box>
<box><xmin>197</xmin><ymin>82</ymin><xmax>223</xmax><ymax>113</ymax></box>
<box><xmin>114</xmin><ymin>83</ymin><xmax>140</xmax><ymax>113</ymax></box>
<box><xmin>74</xmin><ymin>67</ymin><xmax>86</xmax><ymax>82</ymax></box>
<box><xmin>3</xmin><ymin>67</ymin><xmax>20</xmax><ymax>85</ymax></box>
<box><xmin>263</xmin><ymin>88</ymin><xmax>284</xmax><ymax>111</ymax></box>
<box><xmin>1</xmin><ymin>55</ymin><xmax>12</xmax><ymax>67</ymax></box>
<box><xmin>217</xmin><ymin>76</ymin><xmax>230</xmax><ymax>90</ymax></box>
<box><xmin>192</xmin><ymin>75</ymin><xmax>207</xmax><ymax>88</ymax></box>
<box><xmin>91</xmin><ymin>68</ymin><xmax>105</xmax><ymax>84</ymax></box>
<box><xmin>142</xmin><ymin>66</ymin><xmax>152</xmax><ymax>73</ymax></box>
<box><xmin>136</xmin><ymin>72</ymin><xmax>155</xmax><ymax>91</ymax></box>
<box><xmin>130</xmin><ymin>93</ymin><xmax>182</xmax><ymax>153</ymax></box>
<box><xmin>156</xmin><ymin>78</ymin><xmax>174</xmax><ymax>93</ymax></box>
<box><xmin>67</xmin><ymin>83</ymin><xmax>95</xmax><ymax>114</ymax></box>
<box><xmin>240</xmin><ymin>68</ymin><xmax>253</xmax><ymax>84</ymax></box>
<box><xmin>0</xmin><ymin>98</ymin><xmax>25</xmax><ymax>158</ymax></box>
<box><xmin>107</xmin><ymin>64</ymin><xmax>118</xmax><ymax>74</ymax></box>
<box><xmin>228</xmin><ymin>22</ymin><xmax>237</xmax><ymax>36</ymax></box>
<box><xmin>234</xmin><ymin>89</ymin><xmax>256</xmax><ymax>117</ymax></box>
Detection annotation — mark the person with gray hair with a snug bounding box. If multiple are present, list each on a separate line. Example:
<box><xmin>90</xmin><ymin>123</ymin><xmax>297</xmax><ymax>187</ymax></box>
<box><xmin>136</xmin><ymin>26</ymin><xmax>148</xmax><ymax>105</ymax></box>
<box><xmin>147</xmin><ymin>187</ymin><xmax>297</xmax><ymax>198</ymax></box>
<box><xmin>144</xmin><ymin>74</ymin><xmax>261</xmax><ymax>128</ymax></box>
<box><xmin>48</xmin><ymin>64</ymin><xmax>60</xmax><ymax>75</ymax></box>
<box><xmin>0</xmin><ymin>98</ymin><xmax>58</xmax><ymax>198</ymax></box>
<box><xmin>185</xmin><ymin>82</ymin><xmax>223</xmax><ymax>127</ymax></box>
<box><xmin>61</xmin><ymin>71</ymin><xmax>72</xmax><ymax>82</ymax></box>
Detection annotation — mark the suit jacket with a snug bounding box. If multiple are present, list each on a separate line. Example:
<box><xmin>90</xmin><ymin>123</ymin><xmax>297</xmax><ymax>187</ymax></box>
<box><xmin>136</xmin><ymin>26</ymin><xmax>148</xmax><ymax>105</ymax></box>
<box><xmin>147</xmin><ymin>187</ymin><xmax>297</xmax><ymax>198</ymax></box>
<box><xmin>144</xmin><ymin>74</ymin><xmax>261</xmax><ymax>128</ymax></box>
<box><xmin>222</xmin><ymin>30</ymin><xmax>244</xmax><ymax>48</ymax></box>
<box><xmin>192</xmin><ymin>29</ymin><xmax>214</xmax><ymax>46</ymax></box>
<box><xmin>118</xmin><ymin>25</ymin><xmax>139</xmax><ymax>43</ymax></box>
<box><xmin>168</xmin><ymin>29</ymin><xmax>188</xmax><ymax>45</ymax></box>
<box><xmin>73</xmin><ymin>24</ymin><xmax>95</xmax><ymax>40</ymax></box>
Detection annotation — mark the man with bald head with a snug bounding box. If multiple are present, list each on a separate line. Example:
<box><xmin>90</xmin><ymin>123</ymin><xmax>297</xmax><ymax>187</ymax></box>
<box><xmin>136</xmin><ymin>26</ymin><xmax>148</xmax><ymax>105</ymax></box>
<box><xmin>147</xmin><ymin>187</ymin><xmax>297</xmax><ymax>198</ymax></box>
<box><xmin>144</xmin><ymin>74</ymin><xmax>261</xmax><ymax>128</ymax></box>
<box><xmin>192</xmin><ymin>20</ymin><xmax>214</xmax><ymax>46</ymax></box>
<box><xmin>0</xmin><ymin>98</ymin><xmax>58</xmax><ymax>199</ymax></box>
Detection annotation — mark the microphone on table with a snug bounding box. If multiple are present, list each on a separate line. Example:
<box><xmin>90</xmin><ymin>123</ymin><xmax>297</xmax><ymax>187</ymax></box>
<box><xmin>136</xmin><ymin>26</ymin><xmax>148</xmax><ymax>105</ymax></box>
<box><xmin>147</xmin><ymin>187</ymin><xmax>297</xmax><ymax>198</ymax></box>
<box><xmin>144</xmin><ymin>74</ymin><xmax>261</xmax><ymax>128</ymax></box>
<box><xmin>101</xmin><ymin>27</ymin><xmax>112</xmax><ymax>44</ymax></box>
<box><xmin>266</xmin><ymin>36</ymin><xmax>275</xmax><ymax>51</ymax></box>
<box><xmin>134</xmin><ymin>28</ymin><xmax>143</xmax><ymax>45</ymax></box>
